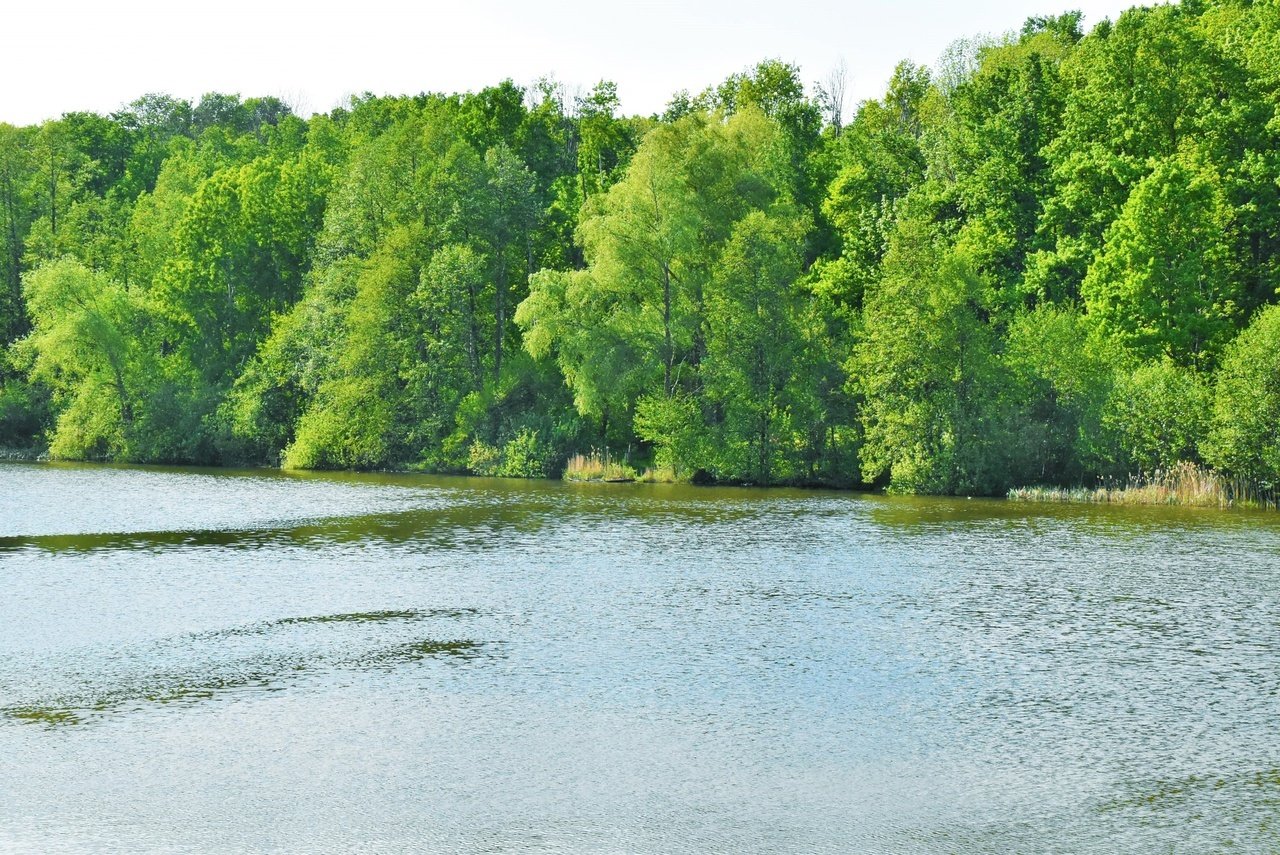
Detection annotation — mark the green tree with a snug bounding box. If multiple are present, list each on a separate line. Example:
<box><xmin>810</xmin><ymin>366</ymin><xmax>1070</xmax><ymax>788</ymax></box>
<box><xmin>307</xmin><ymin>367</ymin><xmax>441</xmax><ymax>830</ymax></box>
<box><xmin>1029</xmin><ymin>3</ymin><xmax>1247</xmax><ymax>301</ymax></box>
<box><xmin>1003</xmin><ymin>304</ymin><xmax>1117</xmax><ymax>484</ymax></box>
<box><xmin>519</xmin><ymin>109</ymin><xmax>794</xmax><ymax>458</ymax></box>
<box><xmin>1203</xmin><ymin>304</ymin><xmax>1280</xmax><ymax>484</ymax></box>
<box><xmin>0</xmin><ymin>124</ymin><xmax>35</xmax><ymax>343</ymax></box>
<box><xmin>574</xmin><ymin>81</ymin><xmax>635</xmax><ymax>199</ymax></box>
<box><xmin>283</xmin><ymin>228</ymin><xmax>418</xmax><ymax>469</ymax></box>
<box><xmin>818</xmin><ymin>62</ymin><xmax>932</xmax><ymax>312</ymax></box>
<box><xmin>1081</xmin><ymin>156</ymin><xmax>1238</xmax><ymax>366</ymax></box>
<box><xmin>15</xmin><ymin>258</ymin><xmax>143</xmax><ymax>458</ymax></box>
<box><xmin>853</xmin><ymin>212</ymin><xmax>1010</xmax><ymax>494</ymax></box>
<box><xmin>483</xmin><ymin>143</ymin><xmax>538</xmax><ymax>382</ymax></box>
<box><xmin>23</xmin><ymin>120</ymin><xmax>87</xmax><ymax>265</ymax></box>
<box><xmin>703</xmin><ymin>209</ymin><xmax>808</xmax><ymax>483</ymax></box>
<box><xmin>939</xmin><ymin>21</ymin><xmax>1076</xmax><ymax>309</ymax></box>
<box><xmin>1100</xmin><ymin>358</ymin><xmax>1210</xmax><ymax>475</ymax></box>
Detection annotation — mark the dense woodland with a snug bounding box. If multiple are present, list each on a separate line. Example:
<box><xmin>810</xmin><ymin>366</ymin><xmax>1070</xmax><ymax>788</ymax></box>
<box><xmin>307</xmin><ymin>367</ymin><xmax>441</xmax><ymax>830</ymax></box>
<box><xmin>3</xmin><ymin>1</ymin><xmax>1280</xmax><ymax>494</ymax></box>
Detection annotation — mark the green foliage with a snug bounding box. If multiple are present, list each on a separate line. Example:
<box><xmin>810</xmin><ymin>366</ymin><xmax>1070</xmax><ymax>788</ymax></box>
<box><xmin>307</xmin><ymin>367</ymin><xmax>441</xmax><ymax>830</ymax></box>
<box><xmin>820</xmin><ymin>62</ymin><xmax>931</xmax><ymax>312</ymax></box>
<box><xmin>284</xmin><ymin>374</ymin><xmax>396</xmax><ymax>469</ymax></box>
<box><xmin>574</xmin><ymin>81</ymin><xmax>636</xmax><ymax>199</ymax></box>
<box><xmin>0</xmin><ymin>377</ymin><xmax>48</xmax><ymax>447</ymax></box>
<box><xmin>1081</xmin><ymin>156</ymin><xmax>1238</xmax><ymax>366</ymax></box>
<box><xmin>1203</xmin><ymin>304</ymin><xmax>1280</xmax><ymax>484</ymax></box>
<box><xmin>518</xmin><ymin>107</ymin><xmax>842</xmax><ymax>484</ymax></box>
<box><xmin>1029</xmin><ymin>2</ymin><xmax>1265</xmax><ymax>305</ymax></box>
<box><xmin>16</xmin><ymin>258</ymin><xmax>143</xmax><ymax>459</ymax></box>
<box><xmin>1100</xmin><ymin>359</ymin><xmax>1211</xmax><ymax>475</ymax></box>
<box><xmin>940</xmin><ymin>24</ymin><xmax>1074</xmax><ymax>309</ymax></box>
<box><xmin>703</xmin><ymin>209</ymin><xmax>809</xmax><ymax>484</ymax></box>
<box><xmin>0</xmin><ymin>124</ymin><xmax>36</xmax><ymax>342</ymax></box>
<box><xmin>1003</xmin><ymin>304</ymin><xmax>1117</xmax><ymax>482</ymax></box>
<box><xmin>500</xmin><ymin>428</ymin><xmax>554</xmax><ymax>478</ymax></box>
<box><xmin>6</xmin><ymin>13</ymin><xmax>1280</xmax><ymax>497</ymax></box>
<box><xmin>853</xmin><ymin>213</ymin><xmax>1010</xmax><ymax>494</ymax></box>
<box><xmin>634</xmin><ymin>392</ymin><xmax>705</xmax><ymax>480</ymax></box>
<box><xmin>467</xmin><ymin>429</ymin><xmax>554</xmax><ymax>478</ymax></box>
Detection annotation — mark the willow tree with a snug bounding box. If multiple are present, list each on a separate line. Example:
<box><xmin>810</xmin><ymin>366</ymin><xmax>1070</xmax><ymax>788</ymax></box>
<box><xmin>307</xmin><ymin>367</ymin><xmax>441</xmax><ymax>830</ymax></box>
<box><xmin>517</xmin><ymin>108</ymin><xmax>797</xmax><ymax>468</ymax></box>
<box><xmin>16</xmin><ymin>258</ymin><xmax>144</xmax><ymax>458</ymax></box>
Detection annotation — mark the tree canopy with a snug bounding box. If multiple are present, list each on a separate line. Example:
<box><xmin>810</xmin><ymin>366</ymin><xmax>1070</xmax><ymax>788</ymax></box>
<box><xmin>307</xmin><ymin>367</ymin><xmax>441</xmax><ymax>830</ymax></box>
<box><xmin>5</xmin><ymin>3</ymin><xmax>1280</xmax><ymax>493</ymax></box>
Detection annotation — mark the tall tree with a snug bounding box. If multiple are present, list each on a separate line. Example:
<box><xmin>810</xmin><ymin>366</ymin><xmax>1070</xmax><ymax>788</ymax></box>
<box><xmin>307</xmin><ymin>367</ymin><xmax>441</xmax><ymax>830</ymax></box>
<box><xmin>853</xmin><ymin>210</ymin><xmax>1010</xmax><ymax>494</ymax></box>
<box><xmin>15</xmin><ymin>259</ymin><xmax>144</xmax><ymax>458</ymax></box>
<box><xmin>703</xmin><ymin>208</ymin><xmax>808</xmax><ymax>483</ymax></box>
<box><xmin>1081</xmin><ymin>155</ymin><xmax>1237</xmax><ymax>367</ymax></box>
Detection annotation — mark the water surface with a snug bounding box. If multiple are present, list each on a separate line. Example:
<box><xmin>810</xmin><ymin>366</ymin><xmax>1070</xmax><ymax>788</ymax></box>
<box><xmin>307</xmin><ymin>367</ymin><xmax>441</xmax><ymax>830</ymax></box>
<box><xmin>2</xmin><ymin>462</ymin><xmax>1278</xmax><ymax>852</ymax></box>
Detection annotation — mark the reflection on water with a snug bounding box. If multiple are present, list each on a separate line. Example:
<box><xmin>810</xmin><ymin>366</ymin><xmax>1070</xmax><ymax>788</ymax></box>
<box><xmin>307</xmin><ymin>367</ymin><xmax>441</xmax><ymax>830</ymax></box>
<box><xmin>2</xmin><ymin>461</ymin><xmax>1280</xmax><ymax>853</ymax></box>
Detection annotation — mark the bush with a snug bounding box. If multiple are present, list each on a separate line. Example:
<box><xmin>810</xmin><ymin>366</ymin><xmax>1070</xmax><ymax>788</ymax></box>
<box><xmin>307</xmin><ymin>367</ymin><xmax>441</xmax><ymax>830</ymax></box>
<box><xmin>466</xmin><ymin>440</ymin><xmax>502</xmax><ymax>475</ymax></box>
<box><xmin>634</xmin><ymin>393</ymin><xmax>704</xmax><ymax>480</ymax></box>
<box><xmin>1003</xmin><ymin>305</ymin><xmax>1116</xmax><ymax>485</ymax></box>
<box><xmin>0</xmin><ymin>380</ymin><xmax>48</xmax><ymax>448</ymax></box>
<box><xmin>467</xmin><ymin>429</ymin><xmax>554</xmax><ymax>478</ymax></box>
<box><xmin>46</xmin><ymin>385</ymin><xmax>125</xmax><ymax>460</ymax></box>
<box><xmin>1100</xmin><ymin>358</ymin><xmax>1210</xmax><ymax>475</ymax></box>
<box><xmin>1203</xmin><ymin>304</ymin><xmax>1280</xmax><ymax>485</ymax></box>
<box><xmin>496</xmin><ymin>429</ymin><xmax>553</xmax><ymax>478</ymax></box>
<box><xmin>284</xmin><ymin>377</ymin><xmax>396</xmax><ymax>469</ymax></box>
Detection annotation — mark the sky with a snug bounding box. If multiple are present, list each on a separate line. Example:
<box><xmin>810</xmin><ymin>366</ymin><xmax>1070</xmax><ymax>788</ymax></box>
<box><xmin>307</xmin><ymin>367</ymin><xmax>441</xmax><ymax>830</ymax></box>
<box><xmin>2</xmin><ymin>0</ymin><xmax>1141</xmax><ymax>125</ymax></box>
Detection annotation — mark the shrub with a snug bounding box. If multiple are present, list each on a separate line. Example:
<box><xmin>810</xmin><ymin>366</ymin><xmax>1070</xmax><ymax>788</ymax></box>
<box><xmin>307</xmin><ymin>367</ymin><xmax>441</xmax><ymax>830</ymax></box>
<box><xmin>466</xmin><ymin>441</ymin><xmax>502</xmax><ymax>476</ymax></box>
<box><xmin>1100</xmin><ymin>358</ymin><xmax>1210</xmax><ymax>475</ymax></box>
<box><xmin>0</xmin><ymin>381</ymin><xmax>48</xmax><ymax>448</ymax></box>
<box><xmin>1203</xmin><ymin>304</ymin><xmax>1280</xmax><ymax>486</ymax></box>
<box><xmin>468</xmin><ymin>429</ymin><xmax>554</xmax><ymax>478</ymax></box>
<box><xmin>496</xmin><ymin>428</ymin><xmax>553</xmax><ymax>478</ymax></box>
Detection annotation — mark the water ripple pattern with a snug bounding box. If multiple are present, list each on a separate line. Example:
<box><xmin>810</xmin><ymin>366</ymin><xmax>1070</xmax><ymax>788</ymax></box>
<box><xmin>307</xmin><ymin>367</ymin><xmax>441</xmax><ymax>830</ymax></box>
<box><xmin>2</xmin><ymin>462</ymin><xmax>1279</xmax><ymax>853</ymax></box>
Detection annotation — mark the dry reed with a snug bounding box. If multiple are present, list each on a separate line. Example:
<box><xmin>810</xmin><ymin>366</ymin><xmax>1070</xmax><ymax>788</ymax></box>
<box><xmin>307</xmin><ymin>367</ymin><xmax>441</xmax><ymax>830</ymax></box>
<box><xmin>1008</xmin><ymin>462</ymin><xmax>1278</xmax><ymax>510</ymax></box>
<box><xmin>563</xmin><ymin>451</ymin><xmax>637</xmax><ymax>483</ymax></box>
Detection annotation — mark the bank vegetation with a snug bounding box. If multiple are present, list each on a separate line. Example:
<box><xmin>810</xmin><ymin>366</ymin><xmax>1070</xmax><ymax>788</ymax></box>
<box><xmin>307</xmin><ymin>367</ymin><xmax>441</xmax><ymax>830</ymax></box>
<box><xmin>3</xmin><ymin>2</ymin><xmax>1280</xmax><ymax>498</ymax></box>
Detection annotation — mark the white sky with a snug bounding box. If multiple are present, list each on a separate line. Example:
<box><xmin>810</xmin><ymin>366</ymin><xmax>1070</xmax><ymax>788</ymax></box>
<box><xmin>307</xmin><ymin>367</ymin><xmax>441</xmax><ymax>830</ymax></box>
<box><xmin>2</xmin><ymin>0</ymin><xmax>1139</xmax><ymax>125</ymax></box>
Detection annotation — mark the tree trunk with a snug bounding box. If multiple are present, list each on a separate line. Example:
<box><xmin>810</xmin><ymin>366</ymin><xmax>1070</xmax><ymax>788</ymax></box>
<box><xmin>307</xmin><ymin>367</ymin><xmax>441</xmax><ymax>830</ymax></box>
<box><xmin>662</xmin><ymin>262</ymin><xmax>673</xmax><ymax>396</ymax></box>
<box><xmin>494</xmin><ymin>255</ymin><xmax>507</xmax><ymax>383</ymax></box>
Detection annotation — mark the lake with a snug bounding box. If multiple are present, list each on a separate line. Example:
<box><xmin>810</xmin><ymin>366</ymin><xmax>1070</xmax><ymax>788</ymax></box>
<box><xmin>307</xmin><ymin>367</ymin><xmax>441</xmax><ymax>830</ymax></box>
<box><xmin>1</xmin><ymin>462</ymin><xmax>1278</xmax><ymax>852</ymax></box>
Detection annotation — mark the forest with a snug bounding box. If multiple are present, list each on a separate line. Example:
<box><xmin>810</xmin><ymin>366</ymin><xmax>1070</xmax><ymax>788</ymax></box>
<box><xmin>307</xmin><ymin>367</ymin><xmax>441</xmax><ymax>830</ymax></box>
<box><xmin>2</xmin><ymin>1</ymin><xmax>1280</xmax><ymax>495</ymax></box>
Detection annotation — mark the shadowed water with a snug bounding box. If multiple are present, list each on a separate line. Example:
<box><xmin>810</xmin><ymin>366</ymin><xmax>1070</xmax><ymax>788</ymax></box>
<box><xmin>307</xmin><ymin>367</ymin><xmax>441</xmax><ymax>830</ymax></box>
<box><xmin>2</xmin><ymin>462</ymin><xmax>1279</xmax><ymax>852</ymax></box>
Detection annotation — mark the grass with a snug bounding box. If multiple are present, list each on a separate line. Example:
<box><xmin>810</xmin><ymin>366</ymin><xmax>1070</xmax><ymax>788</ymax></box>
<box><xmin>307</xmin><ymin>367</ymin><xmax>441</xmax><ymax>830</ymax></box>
<box><xmin>1009</xmin><ymin>462</ymin><xmax>1278</xmax><ymax>510</ymax></box>
<box><xmin>636</xmin><ymin>465</ymin><xmax>679</xmax><ymax>483</ymax></box>
<box><xmin>563</xmin><ymin>451</ymin><xmax>637</xmax><ymax>483</ymax></box>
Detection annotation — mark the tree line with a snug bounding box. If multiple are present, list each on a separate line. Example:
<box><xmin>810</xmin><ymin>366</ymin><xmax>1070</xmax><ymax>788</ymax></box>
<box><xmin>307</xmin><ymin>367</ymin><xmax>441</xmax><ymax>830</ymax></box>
<box><xmin>3</xmin><ymin>1</ymin><xmax>1280</xmax><ymax>494</ymax></box>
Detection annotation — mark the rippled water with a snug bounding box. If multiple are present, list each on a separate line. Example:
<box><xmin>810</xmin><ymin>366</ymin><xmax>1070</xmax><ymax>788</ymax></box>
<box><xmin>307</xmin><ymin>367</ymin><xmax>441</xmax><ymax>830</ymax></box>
<box><xmin>2</xmin><ymin>462</ymin><xmax>1279</xmax><ymax>853</ymax></box>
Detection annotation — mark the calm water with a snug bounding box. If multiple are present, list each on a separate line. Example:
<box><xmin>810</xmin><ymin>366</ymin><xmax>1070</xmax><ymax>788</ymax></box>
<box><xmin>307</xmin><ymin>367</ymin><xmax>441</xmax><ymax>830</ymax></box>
<box><xmin>2</xmin><ymin>462</ymin><xmax>1279</xmax><ymax>853</ymax></box>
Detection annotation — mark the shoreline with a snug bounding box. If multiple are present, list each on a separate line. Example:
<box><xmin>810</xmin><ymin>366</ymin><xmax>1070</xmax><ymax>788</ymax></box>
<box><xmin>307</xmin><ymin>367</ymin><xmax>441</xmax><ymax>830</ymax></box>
<box><xmin>8</xmin><ymin>454</ymin><xmax>1276</xmax><ymax>512</ymax></box>
<box><xmin>1008</xmin><ymin>463</ymin><xmax>1278</xmax><ymax>512</ymax></box>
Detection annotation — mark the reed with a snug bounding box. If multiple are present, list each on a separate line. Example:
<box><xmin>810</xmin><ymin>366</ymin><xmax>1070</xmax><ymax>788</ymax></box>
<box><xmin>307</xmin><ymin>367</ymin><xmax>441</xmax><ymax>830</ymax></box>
<box><xmin>563</xmin><ymin>451</ymin><xmax>637</xmax><ymax>483</ymax></box>
<box><xmin>636</xmin><ymin>465</ymin><xmax>678</xmax><ymax>483</ymax></box>
<box><xmin>1008</xmin><ymin>462</ymin><xmax>1279</xmax><ymax>510</ymax></box>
